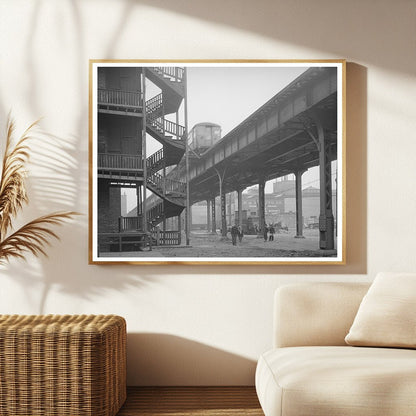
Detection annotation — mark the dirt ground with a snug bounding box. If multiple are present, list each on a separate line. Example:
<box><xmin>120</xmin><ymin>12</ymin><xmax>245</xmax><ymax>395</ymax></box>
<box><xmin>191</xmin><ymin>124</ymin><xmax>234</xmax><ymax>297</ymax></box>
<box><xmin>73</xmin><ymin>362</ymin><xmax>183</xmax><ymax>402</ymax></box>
<box><xmin>158</xmin><ymin>230</ymin><xmax>336</xmax><ymax>258</ymax></box>
<box><xmin>101</xmin><ymin>229</ymin><xmax>337</xmax><ymax>258</ymax></box>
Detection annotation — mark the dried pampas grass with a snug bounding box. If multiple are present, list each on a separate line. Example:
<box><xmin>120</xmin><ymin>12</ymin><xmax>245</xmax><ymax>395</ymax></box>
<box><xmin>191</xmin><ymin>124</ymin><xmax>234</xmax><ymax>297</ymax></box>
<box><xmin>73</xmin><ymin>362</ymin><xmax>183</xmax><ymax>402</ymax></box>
<box><xmin>0</xmin><ymin>116</ymin><xmax>78</xmax><ymax>264</ymax></box>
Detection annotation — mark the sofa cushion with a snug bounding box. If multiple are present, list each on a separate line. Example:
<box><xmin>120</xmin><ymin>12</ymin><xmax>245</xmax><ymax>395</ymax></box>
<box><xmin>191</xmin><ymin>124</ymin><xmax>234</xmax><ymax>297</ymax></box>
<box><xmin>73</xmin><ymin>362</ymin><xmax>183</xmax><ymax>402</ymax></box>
<box><xmin>345</xmin><ymin>272</ymin><xmax>416</xmax><ymax>348</ymax></box>
<box><xmin>274</xmin><ymin>283</ymin><xmax>370</xmax><ymax>348</ymax></box>
<box><xmin>256</xmin><ymin>346</ymin><xmax>416</xmax><ymax>416</ymax></box>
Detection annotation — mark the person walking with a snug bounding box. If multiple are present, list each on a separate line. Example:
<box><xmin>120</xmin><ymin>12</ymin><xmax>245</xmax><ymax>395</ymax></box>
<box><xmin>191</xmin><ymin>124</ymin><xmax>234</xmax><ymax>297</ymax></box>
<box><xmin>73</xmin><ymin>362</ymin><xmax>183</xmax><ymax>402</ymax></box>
<box><xmin>269</xmin><ymin>224</ymin><xmax>275</xmax><ymax>241</ymax></box>
<box><xmin>231</xmin><ymin>224</ymin><xmax>239</xmax><ymax>246</ymax></box>
<box><xmin>263</xmin><ymin>224</ymin><xmax>268</xmax><ymax>242</ymax></box>
<box><xmin>238</xmin><ymin>226</ymin><xmax>244</xmax><ymax>243</ymax></box>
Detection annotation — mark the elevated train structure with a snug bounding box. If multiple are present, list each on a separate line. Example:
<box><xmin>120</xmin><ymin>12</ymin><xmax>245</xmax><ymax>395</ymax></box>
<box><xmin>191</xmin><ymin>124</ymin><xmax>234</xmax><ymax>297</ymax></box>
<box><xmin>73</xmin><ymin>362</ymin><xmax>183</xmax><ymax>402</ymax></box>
<box><xmin>173</xmin><ymin>66</ymin><xmax>340</xmax><ymax>250</ymax></box>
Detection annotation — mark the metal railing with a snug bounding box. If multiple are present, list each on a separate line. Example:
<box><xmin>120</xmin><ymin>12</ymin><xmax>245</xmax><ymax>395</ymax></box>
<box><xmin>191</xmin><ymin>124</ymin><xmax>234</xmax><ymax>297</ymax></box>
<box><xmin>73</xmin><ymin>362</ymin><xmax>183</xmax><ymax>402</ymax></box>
<box><xmin>146</xmin><ymin>148</ymin><xmax>164</xmax><ymax>173</ymax></box>
<box><xmin>152</xmin><ymin>67</ymin><xmax>184</xmax><ymax>83</ymax></box>
<box><xmin>150</xmin><ymin>228</ymin><xmax>181</xmax><ymax>246</ymax></box>
<box><xmin>148</xmin><ymin>117</ymin><xmax>185</xmax><ymax>139</ymax></box>
<box><xmin>98</xmin><ymin>89</ymin><xmax>141</xmax><ymax>107</ymax></box>
<box><xmin>148</xmin><ymin>171</ymin><xmax>186</xmax><ymax>195</ymax></box>
<box><xmin>119</xmin><ymin>216</ymin><xmax>143</xmax><ymax>232</ymax></box>
<box><xmin>98</xmin><ymin>228</ymin><xmax>180</xmax><ymax>251</ymax></box>
<box><xmin>145</xmin><ymin>91</ymin><xmax>185</xmax><ymax>139</ymax></box>
<box><xmin>98</xmin><ymin>153</ymin><xmax>143</xmax><ymax>170</ymax></box>
<box><xmin>146</xmin><ymin>93</ymin><xmax>163</xmax><ymax>120</ymax></box>
<box><xmin>165</xmin><ymin>119</ymin><xmax>185</xmax><ymax>138</ymax></box>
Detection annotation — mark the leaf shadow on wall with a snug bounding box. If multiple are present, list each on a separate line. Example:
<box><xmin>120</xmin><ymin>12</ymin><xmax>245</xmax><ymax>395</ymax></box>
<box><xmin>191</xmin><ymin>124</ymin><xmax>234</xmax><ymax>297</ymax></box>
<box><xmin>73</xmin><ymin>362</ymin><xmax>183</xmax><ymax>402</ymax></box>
<box><xmin>0</xmin><ymin>126</ymin><xmax>158</xmax><ymax>314</ymax></box>
<box><xmin>126</xmin><ymin>333</ymin><xmax>257</xmax><ymax>386</ymax></box>
<box><xmin>136</xmin><ymin>0</ymin><xmax>413</xmax><ymax>77</ymax></box>
<box><xmin>0</xmin><ymin>0</ymin><xmax>159</xmax><ymax>313</ymax></box>
<box><xmin>0</xmin><ymin>0</ymin><xmax>368</xmax><ymax>307</ymax></box>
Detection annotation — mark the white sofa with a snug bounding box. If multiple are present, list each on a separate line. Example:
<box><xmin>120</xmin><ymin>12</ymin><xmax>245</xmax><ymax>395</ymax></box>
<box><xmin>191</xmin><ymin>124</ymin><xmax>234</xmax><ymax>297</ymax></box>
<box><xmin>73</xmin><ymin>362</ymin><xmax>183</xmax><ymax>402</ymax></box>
<box><xmin>255</xmin><ymin>281</ymin><xmax>416</xmax><ymax>416</ymax></box>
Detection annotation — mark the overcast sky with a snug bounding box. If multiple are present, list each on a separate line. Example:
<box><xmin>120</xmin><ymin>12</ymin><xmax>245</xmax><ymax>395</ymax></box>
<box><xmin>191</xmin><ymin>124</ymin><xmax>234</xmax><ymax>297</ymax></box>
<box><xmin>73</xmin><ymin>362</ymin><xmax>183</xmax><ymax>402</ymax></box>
<box><xmin>186</xmin><ymin>65</ymin><xmax>308</xmax><ymax>136</ymax></box>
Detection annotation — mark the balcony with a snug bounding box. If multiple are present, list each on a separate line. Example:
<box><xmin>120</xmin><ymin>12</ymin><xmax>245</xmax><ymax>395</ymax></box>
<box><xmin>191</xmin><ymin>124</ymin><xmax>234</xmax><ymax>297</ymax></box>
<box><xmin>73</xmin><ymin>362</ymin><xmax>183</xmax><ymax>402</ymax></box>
<box><xmin>99</xmin><ymin>153</ymin><xmax>143</xmax><ymax>170</ymax></box>
<box><xmin>98</xmin><ymin>89</ymin><xmax>142</xmax><ymax>116</ymax></box>
<box><xmin>98</xmin><ymin>153</ymin><xmax>144</xmax><ymax>184</ymax></box>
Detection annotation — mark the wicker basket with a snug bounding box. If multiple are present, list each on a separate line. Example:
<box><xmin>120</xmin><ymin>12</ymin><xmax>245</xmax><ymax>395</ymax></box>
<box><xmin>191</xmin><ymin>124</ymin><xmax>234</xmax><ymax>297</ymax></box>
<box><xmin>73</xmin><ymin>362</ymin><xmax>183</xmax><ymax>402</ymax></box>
<box><xmin>0</xmin><ymin>314</ymin><xmax>126</xmax><ymax>416</ymax></box>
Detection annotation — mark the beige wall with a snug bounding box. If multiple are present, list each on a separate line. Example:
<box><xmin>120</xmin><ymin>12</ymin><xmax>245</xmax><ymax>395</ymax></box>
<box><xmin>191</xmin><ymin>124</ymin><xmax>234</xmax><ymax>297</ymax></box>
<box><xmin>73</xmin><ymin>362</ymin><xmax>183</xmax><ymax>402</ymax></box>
<box><xmin>0</xmin><ymin>0</ymin><xmax>415</xmax><ymax>385</ymax></box>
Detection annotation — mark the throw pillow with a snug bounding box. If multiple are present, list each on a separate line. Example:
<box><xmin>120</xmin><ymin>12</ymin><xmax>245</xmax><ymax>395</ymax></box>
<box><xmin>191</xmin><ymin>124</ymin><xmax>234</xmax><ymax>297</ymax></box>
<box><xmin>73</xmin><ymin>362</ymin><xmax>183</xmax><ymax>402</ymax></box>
<box><xmin>345</xmin><ymin>272</ymin><xmax>416</xmax><ymax>348</ymax></box>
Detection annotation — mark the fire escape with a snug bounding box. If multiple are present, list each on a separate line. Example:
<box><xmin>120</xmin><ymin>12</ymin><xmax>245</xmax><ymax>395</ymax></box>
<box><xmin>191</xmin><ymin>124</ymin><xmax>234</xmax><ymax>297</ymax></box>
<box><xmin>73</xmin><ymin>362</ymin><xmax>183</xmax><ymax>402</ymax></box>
<box><xmin>144</xmin><ymin>67</ymin><xmax>186</xmax><ymax>231</ymax></box>
<box><xmin>117</xmin><ymin>67</ymin><xmax>187</xmax><ymax>247</ymax></box>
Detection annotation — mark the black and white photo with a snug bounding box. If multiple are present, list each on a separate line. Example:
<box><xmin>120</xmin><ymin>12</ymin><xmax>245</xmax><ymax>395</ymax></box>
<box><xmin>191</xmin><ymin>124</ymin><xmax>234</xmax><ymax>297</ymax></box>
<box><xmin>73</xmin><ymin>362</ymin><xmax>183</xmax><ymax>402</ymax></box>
<box><xmin>89</xmin><ymin>60</ymin><xmax>345</xmax><ymax>264</ymax></box>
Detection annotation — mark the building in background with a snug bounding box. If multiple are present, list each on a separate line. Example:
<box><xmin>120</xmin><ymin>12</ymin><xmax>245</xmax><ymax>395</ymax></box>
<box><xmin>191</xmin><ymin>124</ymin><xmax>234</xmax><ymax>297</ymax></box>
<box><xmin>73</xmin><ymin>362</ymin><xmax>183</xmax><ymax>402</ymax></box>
<box><xmin>190</xmin><ymin>176</ymin><xmax>337</xmax><ymax>234</ymax></box>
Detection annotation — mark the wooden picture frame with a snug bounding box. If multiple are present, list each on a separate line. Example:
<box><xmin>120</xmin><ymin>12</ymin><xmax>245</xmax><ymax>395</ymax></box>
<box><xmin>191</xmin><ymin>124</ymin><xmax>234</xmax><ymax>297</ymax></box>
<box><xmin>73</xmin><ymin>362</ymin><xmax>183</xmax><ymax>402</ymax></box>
<box><xmin>89</xmin><ymin>60</ymin><xmax>346</xmax><ymax>265</ymax></box>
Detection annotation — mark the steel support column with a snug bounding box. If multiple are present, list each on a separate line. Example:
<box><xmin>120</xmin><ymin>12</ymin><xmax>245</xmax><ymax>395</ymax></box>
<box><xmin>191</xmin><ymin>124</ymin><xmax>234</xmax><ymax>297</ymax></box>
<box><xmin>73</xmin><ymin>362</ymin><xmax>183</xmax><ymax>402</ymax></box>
<box><xmin>317</xmin><ymin>120</ymin><xmax>335</xmax><ymax>249</ymax></box>
<box><xmin>237</xmin><ymin>189</ymin><xmax>243</xmax><ymax>229</ymax></box>
<box><xmin>295</xmin><ymin>169</ymin><xmax>306</xmax><ymax>239</ymax></box>
<box><xmin>189</xmin><ymin>203</ymin><xmax>193</xmax><ymax>232</ymax></box>
<box><xmin>214</xmin><ymin>167</ymin><xmax>227</xmax><ymax>238</ymax></box>
<box><xmin>227</xmin><ymin>193</ymin><xmax>233</xmax><ymax>226</ymax></box>
<box><xmin>258</xmin><ymin>178</ymin><xmax>266</xmax><ymax>237</ymax></box>
<box><xmin>220</xmin><ymin>190</ymin><xmax>227</xmax><ymax>237</ymax></box>
<box><xmin>211</xmin><ymin>197</ymin><xmax>217</xmax><ymax>234</ymax></box>
<box><xmin>206</xmin><ymin>199</ymin><xmax>211</xmax><ymax>232</ymax></box>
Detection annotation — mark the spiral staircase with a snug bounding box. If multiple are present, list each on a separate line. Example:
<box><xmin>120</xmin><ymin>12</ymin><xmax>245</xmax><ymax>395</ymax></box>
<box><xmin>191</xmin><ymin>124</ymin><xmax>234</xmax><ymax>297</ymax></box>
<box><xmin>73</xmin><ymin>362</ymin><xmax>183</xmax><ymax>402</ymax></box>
<box><xmin>145</xmin><ymin>68</ymin><xmax>186</xmax><ymax>226</ymax></box>
<box><xmin>118</xmin><ymin>67</ymin><xmax>187</xmax><ymax>247</ymax></box>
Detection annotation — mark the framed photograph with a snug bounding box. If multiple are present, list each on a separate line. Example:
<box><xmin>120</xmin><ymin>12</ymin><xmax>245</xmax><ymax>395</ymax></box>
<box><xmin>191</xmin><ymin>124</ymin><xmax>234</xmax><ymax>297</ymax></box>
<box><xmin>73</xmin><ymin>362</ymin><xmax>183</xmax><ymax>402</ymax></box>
<box><xmin>89</xmin><ymin>60</ymin><xmax>345</xmax><ymax>265</ymax></box>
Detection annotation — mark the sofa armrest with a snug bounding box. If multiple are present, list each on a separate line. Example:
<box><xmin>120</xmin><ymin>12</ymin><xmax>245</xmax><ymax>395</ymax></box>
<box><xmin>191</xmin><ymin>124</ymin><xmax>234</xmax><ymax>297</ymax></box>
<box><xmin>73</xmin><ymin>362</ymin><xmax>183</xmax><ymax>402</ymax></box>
<box><xmin>273</xmin><ymin>282</ymin><xmax>370</xmax><ymax>348</ymax></box>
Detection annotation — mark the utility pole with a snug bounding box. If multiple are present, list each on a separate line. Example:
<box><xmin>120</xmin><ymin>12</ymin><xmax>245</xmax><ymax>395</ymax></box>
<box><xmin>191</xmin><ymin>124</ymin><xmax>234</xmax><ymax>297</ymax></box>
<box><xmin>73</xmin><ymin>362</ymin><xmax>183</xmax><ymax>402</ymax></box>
<box><xmin>141</xmin><ymin>68</ymin><xmax>147</xmax><ymax>235</ymax></box>
<box><xmin>184</xmin><ymin>67</ymin><xmax>190</xmax><ymax>246</ymax></box>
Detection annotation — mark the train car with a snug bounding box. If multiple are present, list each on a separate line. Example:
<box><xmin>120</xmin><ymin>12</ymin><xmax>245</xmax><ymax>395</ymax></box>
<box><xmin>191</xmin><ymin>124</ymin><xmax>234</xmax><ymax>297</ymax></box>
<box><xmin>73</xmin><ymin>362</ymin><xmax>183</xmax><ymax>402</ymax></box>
<box><xmin>188</xmin><ymin>122</ymin><xmax>221</xmax><ymax>152</ymax></box>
